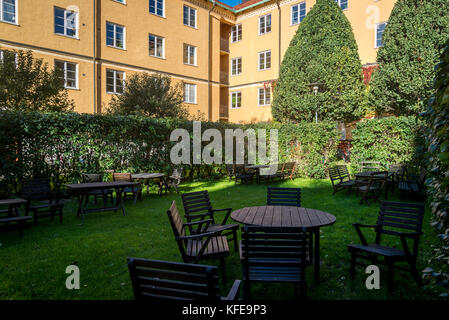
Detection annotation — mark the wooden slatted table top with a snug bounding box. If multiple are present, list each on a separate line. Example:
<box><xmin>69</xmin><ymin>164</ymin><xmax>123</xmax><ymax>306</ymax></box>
<box><xmin>131</xmin><ymin>173</ymin><xmax>166</xmax><ymax>179</ymax></box>
<box><xmin>65</xmin><ymin>181</ymin><xmax>139</xmax><ymax>190</ymax></box>
<box><xmin>0</xmin><ymin>198</ymin><xmax>27</xmax><ymax>205</ymax></box>
<box><xmin>231</xmin><ymin>205</ymin><xmax>336</xmax><ymax>228</ymax></box>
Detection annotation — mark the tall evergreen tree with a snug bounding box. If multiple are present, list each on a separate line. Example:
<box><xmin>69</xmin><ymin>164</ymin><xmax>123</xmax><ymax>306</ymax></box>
<box><xmin>272</xmin><ymin>0</ymin><xmax>365</xmax><ymax>123</ymax></box>
<box><xmin>369</xmin><ymin>0</ymin><xmax>449</xmax><ymax>116</ymax></box>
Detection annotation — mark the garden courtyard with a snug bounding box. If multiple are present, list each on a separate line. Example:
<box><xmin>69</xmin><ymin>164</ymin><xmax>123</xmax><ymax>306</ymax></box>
<box><xmin>0</xmin><ymin>177</ymin><xmax>441</xmax><ymax>300</ymax></box>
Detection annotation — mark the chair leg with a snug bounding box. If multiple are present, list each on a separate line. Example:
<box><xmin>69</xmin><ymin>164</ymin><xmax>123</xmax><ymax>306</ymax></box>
<box><xmin>243</xmin><ymin>280</ymin><xmax>250</xmax><ymax>300</ymax></box>
<box><xmin>387</xmin><ymin>259</ymin><xmax>394</xmax><ymax>294</ymax></box>
<box><xmin>350</xmin><ymin>251</ymin><xmax>356</xmax><ymax>279</ymax></box>
<box><xmin>219</xmin><ymin>256</ymin><xmax>227</xmax><ymax>286</ymax></box>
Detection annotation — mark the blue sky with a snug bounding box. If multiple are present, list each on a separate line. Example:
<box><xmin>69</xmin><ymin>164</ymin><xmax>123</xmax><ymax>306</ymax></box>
<box><xmin>219</xmin><ymin>0</ymin><xmax>241</xmax><ymax>6</ymax></box>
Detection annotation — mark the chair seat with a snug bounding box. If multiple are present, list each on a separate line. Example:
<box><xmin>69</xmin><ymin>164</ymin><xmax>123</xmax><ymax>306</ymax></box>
<box><xmin>399</xmin><ymin>182</ymin><xmax>419</xmax><ymax>192</ymax></box>
<box><xmin>348</xmin><ymin>243</ymin><xmax>406</xmax><ymax>257</ymax></box>
<box><xmin>207</xmin><ymin>223</ymin><xmax>239</xmax><ymax>233</ymax></box>
<box><xmin>186</xmin><ymin>236</ymin><xmax>229</xmax><ymax>257</ymax></box>
<box><xmin>244</xmin><ymin>258</ymin><xmax>304</xmax><ymax>282</ymax></box>
<box><xmin>338</xmin><ymin>180</ymin><xmax>356</xmax><ymax>187</ymax></box>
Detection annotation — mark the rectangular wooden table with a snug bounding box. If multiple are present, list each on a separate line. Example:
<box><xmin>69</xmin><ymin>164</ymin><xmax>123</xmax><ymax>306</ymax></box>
<box><xmin>131</xmin><ymin>173</ymin><xmax>167</xmax><ymax>196</ymax></box>
<box><xmin>65</xmin><ymin>182</ymin><xmax>139</xmax><ymax>223</ymax></box>
<box><xmin>0</xmin><ymin>198</ymin><xmax>32</xmax><ymax>237</ymax></box>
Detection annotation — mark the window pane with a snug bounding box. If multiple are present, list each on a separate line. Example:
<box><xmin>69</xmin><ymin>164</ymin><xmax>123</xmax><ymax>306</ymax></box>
<box><xmin>3</xmin><ymin>0</ymin><xmax>16</xmax><ymax>23</ymax></box>
<box><xmin>106</xmin><ymin>23</ymin><xmax>115</xmax><ymax>46</ymax></box>
<box><xmin>149</xmin><ymin>35</ymin><xmax>155</xmax><ymax>56</ymax></box>
<box><xmin>183</xmin><ymin>6</ymin><xmax>188</xmax><ymax>25</ymax></box>
<box><xmin>54</xmin><ymin>8</ymin><xmax>65</xmax><ymax>34</ymax></box>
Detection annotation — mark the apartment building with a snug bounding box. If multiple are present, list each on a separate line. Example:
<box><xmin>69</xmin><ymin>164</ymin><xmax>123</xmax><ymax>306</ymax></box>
<box><xmin>0</xmin><ymin>0</ymin><xmax>396</xmax><ymax>122</ymax></box>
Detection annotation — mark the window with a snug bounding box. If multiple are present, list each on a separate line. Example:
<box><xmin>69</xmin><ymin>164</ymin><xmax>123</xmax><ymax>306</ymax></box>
<box><xmin>150</xmin><ymin>0</ymin><xmax>164</xmax><ymax>17</ymax></box>
<box><xmin>0</xmin><ymin>50</ymin><xmax>18</xmax><ymax>66</ymax></box>
<box><xmin>113</xmin><ymin>0</ymin><xmax>126</xmax><ymax>3</ymax></box>
<box><xmin>231</xmin><ymin>24</ymin><xmax>242</xmax><ymax>43</ymax></box>
<box><xmin>334</xmin><ymin>0</ymin><xmax>348</xmax><ymax>10</ymax></box>
<box><xmin>183</xmin><ymin>5</ymin><xmax>196</xmax><ymax>28</ymax></box>
<box><xmin>258</xmin><ymin>87</ymin><xmax>270</xmax><ymax>106</ymax></box>
<box><xmin>259</xmin><ymin>14</ymin><xmax>271</xmax><ymax>35</ymax></box>
<box><xmin>55</xmin><ymin>60</ymin><xmax>78</xmax><ymax>89</ymax></box>
<box><xmin>375</xmin><ymin>22</ymin><xmax>387</xmax><ymax>48</ymax></box>
<box><xmin>149</xmin><ymin>34</ymin><xmax>164</xmax><ymax>58</ymax></box>
<box><xmin>258</xmin><ymin>50</ymin><xmax>271</xmax><ymax>71</ymax></box>
<box><xmin>291</xmin><ymin>2</ymin><xmax>306</xmax><ymax>25</ymax></box>
<box><xmin>231</xmin><ymin>57</ymin><xmax>242</xmax><ymax>76</ymax></box>
<box><xmin>183</xmin><ymin>44</ymin><xmax>196</xmax><ymax>66</ymax></box>
<box><xmin>184</xmin><ymin>83</ymin><xmax>196</xmax><ymax>104</ymax></box>
<box><xmin>0</xmin><ymin>0</ymin><xmax>17</xmax><ymax>24</ymax></box>
<box><xmin>106</xmin><ymin>69</ymin><xmax>125</xmax><ymax>94</ymax></box>
<box><xmin>231</xmin><ymin>92</ymin><xmax>242</xmax><ymax>109</ymax></box>
<box><xmin>54</xmin><ymin>7</ymin><xmax>78</xmax><ymax>38</ymax></box>
<box><xmin>106</xmin><ymin>22</ymin><xmax>125</xmax><ymax>49</ymax></box>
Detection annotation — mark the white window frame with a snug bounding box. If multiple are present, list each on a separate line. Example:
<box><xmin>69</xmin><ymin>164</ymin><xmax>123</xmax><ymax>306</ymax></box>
<box><xmin>149</xmin><ymin>34</ymin><xmax>165</xmax><ymax>58</ymax></box>
<box><xmin>291</xmin><ymin>2</ymin><xmax>306</xmax><ymax>26</ymax></box>
<box><xmin>231</xmin><ymin>24</ymin><xmax>242</xmax><ymax>43</ymax></box>
<box><xmin>258</xmin><ymin>87</ymin><xmax>271</xmax><ymax>106</ymax></box>
<box><xmin>335</xmin><ymin>0</ymin><xmax>348</xmax><ymax>10</ymax></box>
<box><xmin>184</xmin><ymin>83</ymin><xmax>197</xmax><ymax>104</ymax></box>
<box><xmin>149</xmin><ymin>0</ymin><xmax>165</xmax><ymax>18</ymax></box>
<box><xmin>0</xmin><ymin>0</ymin><xmax>18</xmax><ymax>24</ymax></box>
<box><xmin>230</xmin><ymin>91</ymin><xmax>242</xmax><ymax>109</ymax></box>
<box><xmin>54</xmin><ymin>7</ymin><xmax>79</xmax><ymax>39</ymax></box>
<box><xmin>231</xmin><ymin>57</ymin><xmax>242</xmax><ymax>76</ymax></box>
<box><xmin>183</xmin><ymin>5</ymin><xmax>197</xmax><ymax>28</ymax></box>
<box><xmin>259</xmin><ymin>13</ymin><xmax>271</xmax><ymax>35</ymax></box>
<box><xmin>106</xmin><ymin>22</ymin><xmax>126</xmax><ymax>49</ymax></box>
<box><xmin>375</xmin><ymin>22</ymin><xmax>387</xmax><ymax>48</ymax></box>
<box><xmin>55</xmin><ymin>60</ymin><xmax>78</xmax><ymax>90</ymax></box>
<box><xmin>106</xmin><ymin>69</ymin><xmax>126</xmax><ymax>94</ymax></box>
<box><xmin>258</xmin><ymin>50</ymin><xmax>271</xmax><ymax>71</ymax></box>
<box><xmin>183</xmin><ymin>44</ymin><xmax>197</xmax><ymax>66</ymax></box>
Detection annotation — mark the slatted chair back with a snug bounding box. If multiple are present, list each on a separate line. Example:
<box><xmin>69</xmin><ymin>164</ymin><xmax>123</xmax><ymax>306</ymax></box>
<box><xmin>112</xmin><ymin>172</ymin><xmax>132</xmax><ymax>182</ymax></box>
<box><xmin>388</xmin><ymin>164</ymin><xmax>406</xmax><ymax>180</ymax></box>
<box><xmin>21</xmin><ymin>179</ymin><xmax>52</xmax><ymax>201</ymax></box>
<box><xmin>127</xmin><ymin>257</ymin><xmax>220</xmax><ymax>301</ymax></box>
<box><xmin>337</xmin><ymin>165</ymin><xmax>351</xmax><ymax>181</ymax></box>
<box><xmin>376</xmin><ymin>201</ymin><xmax>425</xmax><ymax>253</ymax></box>
<box><xmin>241</xmin><ymin>226</ymin><xmax>308</xmax><ymax>283</ymax></box>
<box><xmin>328</xmin><ymin>166</ymin><xmax>341</xmax><ymax>185</ymax></box>
<box><xmin>181</xmin><ymin>191</ymin><xmax>214</xmax><ymax>223</ymax></box>
<box><xmin>267</xmin><ymin>187</ymin><xmax>301</xmax><ymax>207</ymax></box>
<box><xmin>417</xmin><ymin>167</ymin><xmax>427</xmax><ymax>190</ymax></box>
<box><xmin>360</xmin><ymin>161</ymin><xmax>381</xmax><ymax>172</ymax></box>
<box><xmin>172</xmin><ymin>168</ymin><xmax>184</xmax><ymax>179</ymax></box>
<box><xmin>166</xmin><ymin>200</ymin><xmax>188</xmax><ymax>260</ymax></box>
<box><xmin>82</xmin><ymin>173</ymin><xmax>102</xmax><ymax>183</ymax></box>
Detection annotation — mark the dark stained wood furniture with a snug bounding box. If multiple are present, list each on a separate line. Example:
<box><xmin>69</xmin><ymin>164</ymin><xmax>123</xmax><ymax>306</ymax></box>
<box><xmin>226</xmin><ymin>164</ymin><xmax>235</xmax><ymax>181</ymax></box>
<box><xmin>231</xmin><ymin>205</ymin><xmax>336</xmax><ymax>284</ymax></box>
<box><xmin>329</xmin><ymin>165</ymin><xmax>357</xmax><ymax>194</ymax></box>
<box><xmin>0</xmin><ymin>198</ymin><xmax>32</xmax><ymax>237</ymax></box>
<box><xmin>65</xmin><ymin>181</ymin><xmax>139</xmax><ymax>222</ymax></box>
<box><xmin>127</xmin><ymin>257</ymin><xmax>241</xmax><ymax>301</ymax></box>
<box><xmin>113</xmin><ymin>173</ymin><xmax>142</xmax><ymax>202</ymax></box>
<box><xmin>167</xmin><ymin>168</ymin><xmax>184</xmax><ymax>193</ymax></box>
<box><xmin>360</xmin><ymin>161</ymin><xmax>382</xmax><ymax>172</ymax></box>
<box><xmin>181</xmin><ymin>190</ymin><xmax>238</xmax><ymax>251</ymax></box>
<box><xmin>234</xmin><ymin>164</ymin><xmax>254</xmax><ymax>184</ymax></box>
<box><xmin>267</xmin><ymin>187</ymin><xmax>301</xmax><ymax>207</ymax></box>
<box><xmin>258</xmin><ymin>163</ymin><xmax>284</xmax><ymax>183</ymax></box>
<box><xmin>347</xmin><ymin>201</ymin><xmax>425</xmax><ymax>293</ymax></box>
<box><xmin>282</xmin><ymin>162</ymin><xmax>297</xmax><ymax>180</ymax></box>
<box><xmin>241</xmin><ymin>226</ymin><xmax>309</xmax><ymax>299</ymax></box>
<box><xmin>167</xmin><ymin>201</ymin><xmax>231</xmax><ymax>283</ymax></box>
<box><xmin>399</xmin><ymin>167</ymin><xmax>427</xmax><ymax>200</ymax></box>
<box><xmin>131</xmin><ymin>173</ymin><xmax>168</xmax><ymax>196</ymax></box>
<box><xmin>357</xmin><ymin>171</ymin><xmax>389</xmax><ymax>204</ymax></box>
<box><xmin>21</xmin><ymin>179</ymin><xmax>64</xmax><ymax>226</ymax></box>
<box><xmin>81</xmin><ymin>173</ymin><xmax>113</xmax><ymax>205</ymax></box>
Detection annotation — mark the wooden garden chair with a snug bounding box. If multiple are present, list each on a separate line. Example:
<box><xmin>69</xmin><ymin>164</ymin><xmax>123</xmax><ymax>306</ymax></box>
<box><xmin>21</xmin><ymin>178</ymin><xmax>64</xmax><ymax>226</ymax></box>
<box><xmin>399</xmin><ymin>167</ymin><xmax>427</xmax><ymax>200</ymax></box>
<box><xmin>329</xmin><ymin>165</ymin><xmax>356</xmax><ymax>194</ymax></box>
<box><xmin>167</xmin><ymin>167</ymin><xmax>184</xmax><ymax>193</ymax></box>
<box><xmin>81</xmin><ymin>173</ymin><xmax>113</xmax><ymax>205</ymax></box>
<box><xmin>386</xmin><ymin>164</ymin><xmax>406</xmax><ymax>193</ymax></box>
<box><xmin>181</xmin><ymin>190</ymin><xmax>238</xmax><ymax>251</ymax></box>
<box><xmin>112</xmin><ymin>173</ymin><xmax>142</xmax><ymax>204</ymax></box>
<box><xmin>360</xmin><ymin>161</ymin><xmax>382</xmax><ymax>172</ymax></box>
<box><xmin>259</xmin><ymin>163</ymin><xmax>284</xmax><ymax>183</ymax></box>
<box><xmin>267</xmin><ymin>187</ymin><xmax>301</xmax><ymax>207</ymax></box>
<box><xmin>347</xmin><ymin>201</ymin><xmax>425</xmax><ymax>293</ymax></box>
<box><xmin>282</xmin><ymin>162</ymin><xmax>297</xmax><ymax>180</ymax></box>
<box><xmin>241</xmin><ymin>226</ymin><xmax>309</xmax><ymax>299</ymax></box>
<box><xmin>167</xmin><ymin>201</ymin><xmax>231</xmax><ymax>283</ymax></box>
<box><xmin>127</xmin><ymin>257</ymin><xmax>241</xmax><ymax>301</ymax></box>
<box><xmin>234</xmin><ymin>164</ymin><xmax>254</xmax><ymax>184</ymax></box>
<box><xmin>357</xmin><ymin>171</ymin><xmax>388</xmax><ymax>205</ymax></box>
<box><xmin>225</xmin><ymin>164</ymin><xmax>235</xmax><ymax>181</ymax></box>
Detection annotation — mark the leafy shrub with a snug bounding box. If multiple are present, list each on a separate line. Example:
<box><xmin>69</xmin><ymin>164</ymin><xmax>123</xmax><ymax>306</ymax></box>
<box><xmin>350</xmin><ymin>116</ymin><xmax>425</xmax><ymax>172</ymax></box>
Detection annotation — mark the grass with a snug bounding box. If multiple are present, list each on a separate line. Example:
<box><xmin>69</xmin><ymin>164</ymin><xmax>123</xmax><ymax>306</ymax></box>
<box><xmin>0</xmin><ymin>177</ymin><xmax>444</xmax><ymax>300</ymax></box>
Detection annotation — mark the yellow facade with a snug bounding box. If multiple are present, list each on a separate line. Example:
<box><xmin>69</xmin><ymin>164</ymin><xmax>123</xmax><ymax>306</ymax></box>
<box><xmin>0</xmin><ymin>0</ymin><xmax>396</xmax><ymax>123</ymax></box>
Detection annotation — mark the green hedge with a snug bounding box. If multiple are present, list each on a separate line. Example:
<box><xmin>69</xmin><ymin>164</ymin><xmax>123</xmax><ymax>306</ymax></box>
<box><xmin>0</xmin><ymin>111</ymin><xmax>340</xmax><ymax>197</ymax></box>
<box><xmin>350</xmin><ymin>116</ymin><xmax>426</xmax><ymax>171</ymax></box>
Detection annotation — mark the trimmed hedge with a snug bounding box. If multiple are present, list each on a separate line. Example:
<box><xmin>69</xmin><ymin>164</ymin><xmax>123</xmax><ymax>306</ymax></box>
<box><xmin>350</xmin><ymin>116</ymin><xmax>426</xmax><ymax>171</ymax></box>
<box><xmin>0</xmin><ymin>111</ymin><xmax>340</xmax><ymax>197</ymax></box>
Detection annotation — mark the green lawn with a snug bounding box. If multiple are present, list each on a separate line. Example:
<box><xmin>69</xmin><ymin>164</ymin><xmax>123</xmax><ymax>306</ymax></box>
<box><xmin>0</xmin><ymin>178</ymin><xmax>443</xmax><ymax>300</ymax></box>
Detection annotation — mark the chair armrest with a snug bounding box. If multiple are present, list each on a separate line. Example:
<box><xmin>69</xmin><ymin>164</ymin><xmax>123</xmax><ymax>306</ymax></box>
<box><xmin>352</xmin><ymin>223</ymin><xmax>379</xmax><ymax>246</ymax></box>
<box><xmin>184</xmin><ymin>219</ymin><xmax>213</xmax><ymax>233</ymax></box>
<box><xmin>222</xmin><ymin>280</ymin><xmax>241</xmax><ymax>301</ymax></box>
<box><xmin>352</xmin><ymin>223</ymin><xmax>380</xmax><ymax>229</ymax></box>
<box><xmin>211</xmin><ymin>208</ymin><xmax>232</xmax><ymax>225</ymax></box>
<box><xmin>175</xmin><ymin>231</ymin><xmax>217</xmax><ymax>241</ymax></box>
<box><xmin>184</xmin><ymin>219</ymin><xmax>213</xmax><ymax>227</ymax></box>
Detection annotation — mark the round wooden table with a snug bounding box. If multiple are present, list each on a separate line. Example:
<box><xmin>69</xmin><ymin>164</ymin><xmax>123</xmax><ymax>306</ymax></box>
<box><xmin>231</xmin><ymin>205</ymin><xmax>336</xmax><ymax>284</ymax></box>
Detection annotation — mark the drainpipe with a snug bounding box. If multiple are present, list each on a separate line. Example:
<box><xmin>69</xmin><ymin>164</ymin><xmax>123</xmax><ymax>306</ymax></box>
<box><xmin>208</xmin><ymin>1</ymin><xmax>216</xmax><ymax>121</ymax></box>
<box><xmin>93</xmin><ymin>0</ymin><xmax>96</xmax><ymax>113</ymax></box>
<box><xmin>275</xmin><ymin>0</ymin><xmax>281</xmax><ymax>79</ymax></box>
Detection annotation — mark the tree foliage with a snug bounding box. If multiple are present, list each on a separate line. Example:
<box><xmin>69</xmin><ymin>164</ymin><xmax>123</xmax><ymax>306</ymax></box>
<box><xmin>0</xmin><ymin>50</ymin><xmax>74</xmax><ymax>112</ymax></box>
<box><xmin>272</xmin><ymin>0</ymin><xmax>365</xmax><ymax>123</ymax></box>
<box><xmin>422</xmin><ymin>38</ymin><xmax>449</xmax><ymax>294</ymax></box>
<box><xmin>369</xmin><ymin>0</ymin><xmax>449</xmax><ymax>116</ymax></box>
<box><xmin>107</xmin><ymin>73</ymin><xmax>189</xmax><ymax>119</ymax></box>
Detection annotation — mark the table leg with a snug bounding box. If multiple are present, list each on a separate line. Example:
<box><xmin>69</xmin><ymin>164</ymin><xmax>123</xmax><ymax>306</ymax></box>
<box><xmin>314</xmin><ymin>228</ymin><xmax>320</xmax><ymax>284</ymax></box>
<box><xmin>116</xmin><ymin>187</ymin><xmax>126</xmax><ymax>216</ymax></box>
<box><xmin>76</xmin><ymin>192</ymin><xmax>83</xmax><ymax>218</ymax></box>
